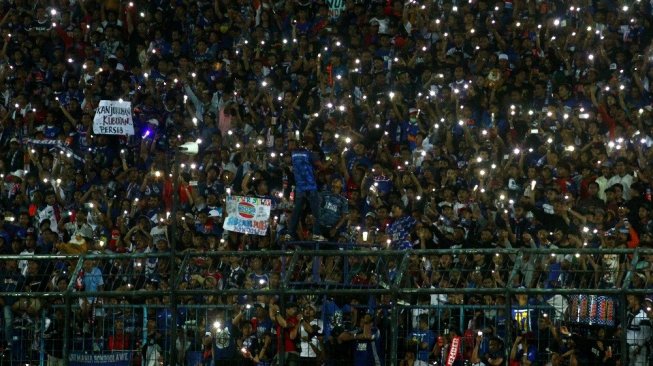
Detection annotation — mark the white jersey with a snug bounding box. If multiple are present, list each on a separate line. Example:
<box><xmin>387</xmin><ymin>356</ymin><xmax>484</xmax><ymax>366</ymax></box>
<box><xmin>299</xmin><ymin>319</ymin><xmax>323</xmax><ymax>358</ymax></box>
<box><xmin>627</xmin><ymin>308</ymin><xmax>652</xmax><ymax>347</ymax></box>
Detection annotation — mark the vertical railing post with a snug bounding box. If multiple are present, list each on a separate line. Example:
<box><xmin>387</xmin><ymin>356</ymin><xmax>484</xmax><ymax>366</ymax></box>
<box><xmin>63</xmin><ymin>292</ymin><xmax>71</xmax><ymax>366</ymax></box>
<box><xmin>170</xmin><ymin>154</ymin><xmax>180</xmax><ymax>366</ymax></box>
<box><xmin>142</xmin><ymin>305</ymin><xmax>148</xmax><ymax>356</ymax></box>
<box><xmin>620</xmin><ymin>292</ymin><xmax>628</xmax><ymax>365</ymax></box>
<box><xmin>620</xmin><ymin>249</ymin><xmax>637</xmax><ymax>366</ymax></box>
<box><xmin>63</xmin><ymin>256</ymin><xmax>84</xmax><ymax>366</ymax></box>
<box><xmin>39</xmin><ymin>308</ymin><xmax>45</xmax><ymax>366</ymax></box>
<box><xmin>390</xmin><ymin>303</ymin><xmax>399</xmax><ymax>366</ymax></box>
<box><xmin>390</xmin><ymin>251</ymin><xmax>410</xmax><ymax>365</ymax></box>
<box><xmin>311</xmin><ymin>241</ymin><xmax>321</xmax><ymax>283</ymax></box>
<box><xmin>505</xmin><ymin>287</ymin><xmax>513</xmax><ymax>363</ymax></box>
<box><xmin>279</xmin><ymin>250</ymin><xmax>298</xmax><ymax>366</ymax></box>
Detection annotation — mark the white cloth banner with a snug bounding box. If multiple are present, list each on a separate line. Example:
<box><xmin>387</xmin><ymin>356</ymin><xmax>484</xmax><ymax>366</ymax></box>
<box><xmin>93</xmin><ymin>100</ymin><xmax>134</xmax><ymax>135</ymax></box>
<box><xmin>223</xmin><ymin>195</ymin><xmax>271</xmax><ymax>235</ymax></box>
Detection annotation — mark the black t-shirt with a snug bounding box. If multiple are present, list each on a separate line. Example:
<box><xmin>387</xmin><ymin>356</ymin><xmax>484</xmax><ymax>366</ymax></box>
<box><xmin>588</xmin><ymin>339</ymin><xmax>617</xmax><ymax>366</ymax></box>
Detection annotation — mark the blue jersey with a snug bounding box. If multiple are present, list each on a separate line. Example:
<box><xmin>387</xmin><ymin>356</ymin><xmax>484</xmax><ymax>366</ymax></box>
<box><xmin>387</xmin><ymin>216</ymin><xmax>417</xmax><ymax>250</ymax></box>
<box><xmin>400</xmin><ymin>120</ymin><xmax>420</xmax><ymax>151</ymax></box>
<box><xmin>408</xmin><ymin>329</ymin><xmax>436</xmax><ymax>362</ymax></box>
<box><xmin>292</xmin><ymin>149</ymin><xmax>318</xmax><ymax>193</ymax></box>
<box><xmin>345</xmin><ymin>151</ymin><xmax>372</xmax><ymax>173</ymax></box>
<box><xmin>319</xmin><ymin>191</ymin><xmax>349</xmax><ymax>227</ymax></box>
<box><xmin>255</xmin><ymin>318</ymin><xmax>274</xmax><ymax>339</ymax></box>
<box><xmin>353</xmin><ymin>328</ymin><xmax>381</xmax><ymax>366</ymax></box>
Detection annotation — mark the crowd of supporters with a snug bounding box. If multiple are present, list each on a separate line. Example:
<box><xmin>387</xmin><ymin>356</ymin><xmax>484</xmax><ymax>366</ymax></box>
<box><xmin>1</xmin><ymin>0</ymin><xmax>653</xmax><ymax>364</ymax></box>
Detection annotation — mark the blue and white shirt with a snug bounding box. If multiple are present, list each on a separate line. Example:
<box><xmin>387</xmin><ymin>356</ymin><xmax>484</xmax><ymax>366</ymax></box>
<box><xmin>387</xmin><ymin>216</ymin><xmax>417</xmax><ymax>250</ymax></box>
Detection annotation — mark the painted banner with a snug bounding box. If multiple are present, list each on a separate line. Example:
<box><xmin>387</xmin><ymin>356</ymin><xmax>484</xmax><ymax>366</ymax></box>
<box><xmin>446</xmin><ymin>336</ymin><xmax>461</xmax><ymax>366</ymax></box>
<box><xmin>223</xmin><ymin>195</ymin><xmax>271</xmax><ymax>235</ymax></box>
<box><xmin>69</xmin><ymin>351</ymin><xmax>131</xmax><ymax>366</ymax></box>
<box><xmin>93</xmin><ymin>100</ymin><xmax>135</xmax><ymax>135</ymax></box>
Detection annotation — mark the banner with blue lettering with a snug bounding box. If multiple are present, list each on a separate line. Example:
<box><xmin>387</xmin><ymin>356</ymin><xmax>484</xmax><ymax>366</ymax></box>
<box><xmin>93</xmin><ymin>100</ymin><xmax>135</xmax><ymax>135</ymax></box>
<box><xmin>69</xmin><ymin>351</ymin><xmax>132</xmax><ymax>366</ymax></box>
<box><xmin>223</xmin><ymin>195</ymin><xmax>271</xmax><ymax>236</ymax></box>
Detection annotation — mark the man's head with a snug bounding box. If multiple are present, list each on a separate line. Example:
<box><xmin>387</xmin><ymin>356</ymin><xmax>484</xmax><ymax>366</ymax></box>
<box><xmin>331</xmin><ymin>178</ymin><xmax>343</xmax><ymax>194</ymax></box>
<box><xmin>391</xmin><ymin>204</ymin><xmax>404</xmax><ymax>218</ymax></box>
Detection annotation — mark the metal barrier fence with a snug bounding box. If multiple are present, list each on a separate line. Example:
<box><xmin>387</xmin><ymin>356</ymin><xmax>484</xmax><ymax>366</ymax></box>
<box><xmin>0</xmin><ymin>246</ymin><xmax>651</xmax><ymax>365</ymax></box>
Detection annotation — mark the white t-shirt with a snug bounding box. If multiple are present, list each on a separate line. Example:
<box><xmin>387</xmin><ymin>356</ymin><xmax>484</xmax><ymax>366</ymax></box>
<box><xmin>299</xmin><ymin>319</ymin><xmax>323</xmax><ymax>358</ymax></box>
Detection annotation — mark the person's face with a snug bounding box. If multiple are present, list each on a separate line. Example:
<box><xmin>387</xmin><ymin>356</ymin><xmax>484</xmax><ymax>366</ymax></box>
<box><xmin>615</xmin><ymin>161</ymin><xmax>626</xmax><ymax>175</ymax></box>
<box><xmin>25</xmin><ymin>235</ymin><xmax>36</xmax><ymax>249</ymax></box>
<box><xmin>286</xmin><ymin>306</ymin><xmax>297</xmax><ymax>316</ymax></box>
<box><xmin>331</xmin><ymin>179</ymin><xmax>343</xmax><ymax>193</ymax></box>
<box><xmin>489</xmin><ymin>339</ymin><xmax>500</xmax><ymax>351</ymax></box>
<box><xmin>353</xmin><ymin>143</ymin><xmax>365</xmax><ymax>155</ymax></box>
<box><xmin>439</xmin><ymin>255</ymin><xmax>452</xmax><ymax>268</ymax></box>
<box><xmin>558</xmin><ymin>86</ymin><xmax>569</xmax><ymax>99</ymax></box>
<box><xmin>240</xmin><ymin>322</ymin><xmax>253</xmax><ymax>336</ymax></box>
<box><xmin>377</xmin><ymin>207</ymin><xmax>388</xmax><ymax>219</ymax></box>
<box><xmin>454</xmin><ymin>66</ymin><xmax>464</xmax><ymax>80</ymax></box>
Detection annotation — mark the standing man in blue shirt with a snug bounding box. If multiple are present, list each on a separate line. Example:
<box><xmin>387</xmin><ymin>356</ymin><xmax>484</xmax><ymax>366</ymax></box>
<box><xmin>287</xmin><ymin>139</ymin><xmax>325</xmax><ymax>241</ymax></box>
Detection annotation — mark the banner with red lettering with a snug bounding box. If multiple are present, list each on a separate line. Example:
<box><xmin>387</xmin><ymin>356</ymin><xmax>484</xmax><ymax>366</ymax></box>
<box><xmin>223</xmin><ymin>195</ymin><xmax>271</xmax><ymax>235</ymax></box>
<box><xmin>446</xmin><ymin>336</ymin><xmax>461</xmax><ymax>366</ymax></box>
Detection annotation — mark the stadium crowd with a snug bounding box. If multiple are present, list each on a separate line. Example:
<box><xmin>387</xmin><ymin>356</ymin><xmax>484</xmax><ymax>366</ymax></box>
<box><xmin>1</xmin><ymin>0</ymin><xmax>653</xmax><ymax>365</ymax></box>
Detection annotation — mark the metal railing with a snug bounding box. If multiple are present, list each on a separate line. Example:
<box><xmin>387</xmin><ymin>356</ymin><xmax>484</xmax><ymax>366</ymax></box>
<box><xmin>0</xmin><ymin>246</ymin><xmax>650</xmax><ymax>365</ymax></box>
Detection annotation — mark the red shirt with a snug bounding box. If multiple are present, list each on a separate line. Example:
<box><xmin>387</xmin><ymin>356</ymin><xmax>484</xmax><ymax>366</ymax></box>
<box><xmin>276</xmin><ymin>315</ymin><xmax>299</xmax><ymax>353</ymax></box>
<box><xmin>108</xmin><ymin>333</ymin><xmax>130</xmax><ymax>350</ymax></box>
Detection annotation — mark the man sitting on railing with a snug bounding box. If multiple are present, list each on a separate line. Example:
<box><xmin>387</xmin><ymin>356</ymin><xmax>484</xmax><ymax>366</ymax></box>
<box><xmin>317</xmin><ymin>177</ymin><xmax>349</xmax><ymax>241</ymax></box>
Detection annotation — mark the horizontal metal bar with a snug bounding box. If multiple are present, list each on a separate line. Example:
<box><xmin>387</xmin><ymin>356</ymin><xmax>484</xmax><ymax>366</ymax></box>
<box><xmin>0</xmin><ymin>253</ymin><xmax>174</xmax><ymax>261</ymax></box>
<box><xmin>398</xmin><ymin>288</ymin><xmax>649</xmax><ymax>295</ymax></box>
<box><xmin>0</xmin><ymin>247</ymin><xmax>647</xmax><ymax>261</ymax></box>
<box><xmin>6</xmin><ymin>287</ymin><xmax>651</xmax><ymax>297</ymax></box>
